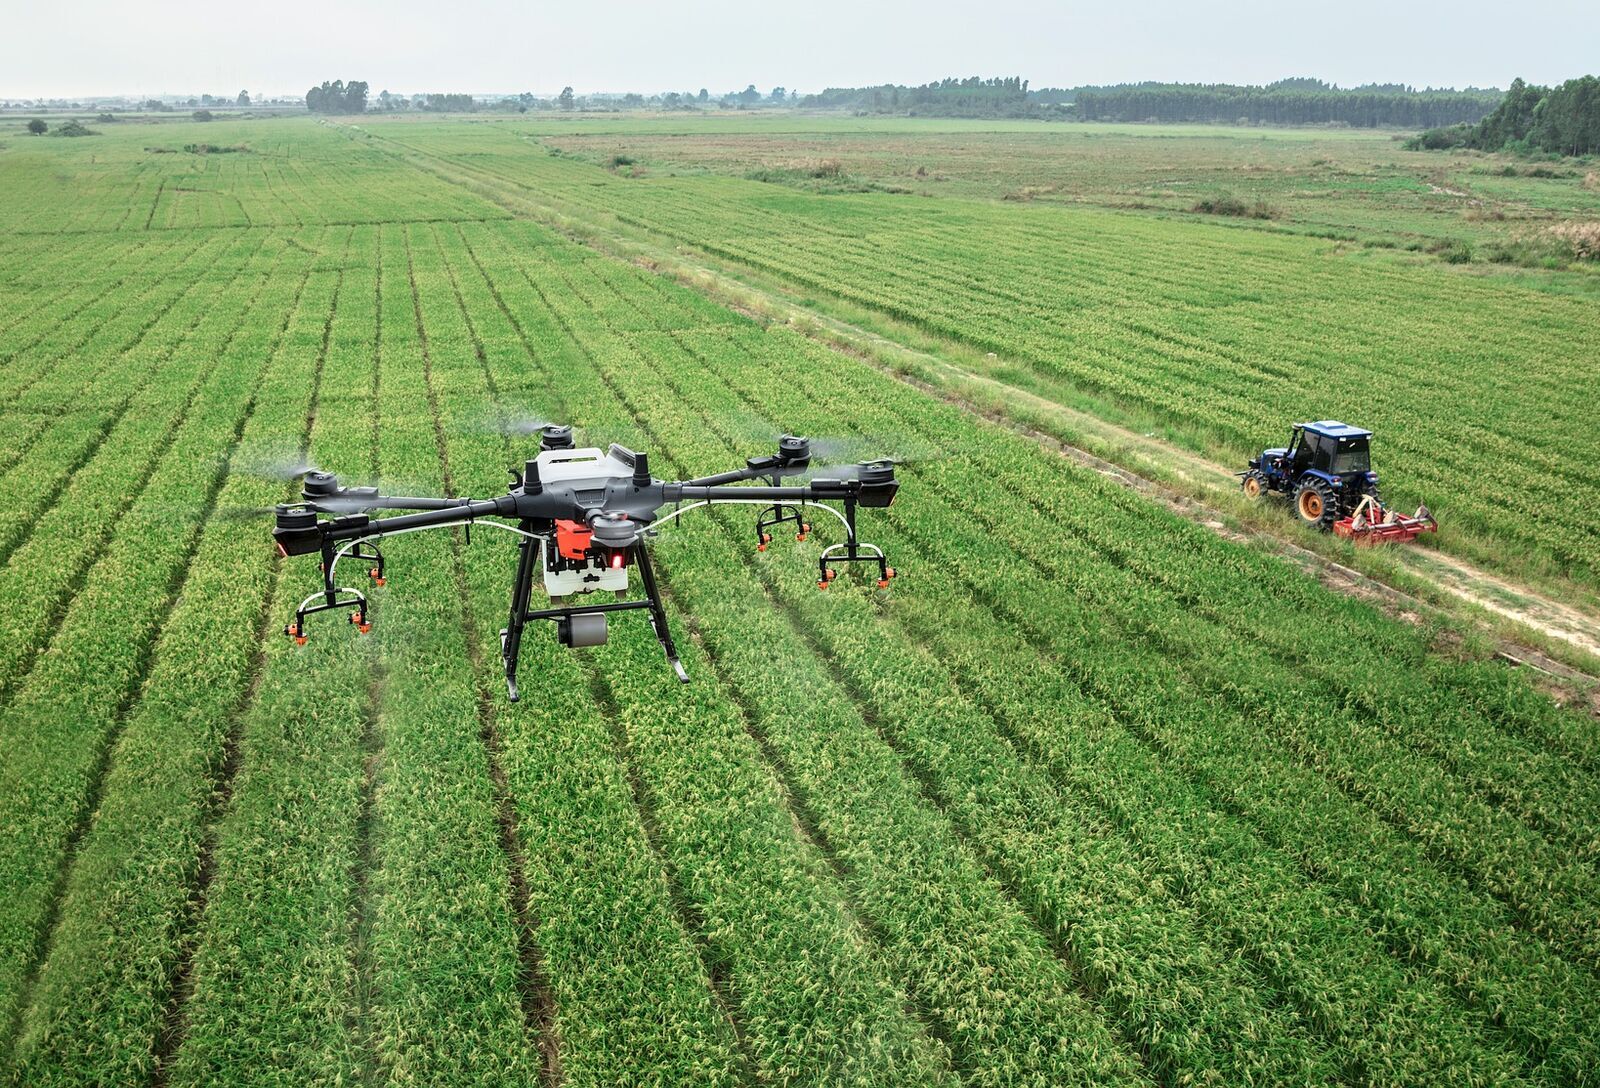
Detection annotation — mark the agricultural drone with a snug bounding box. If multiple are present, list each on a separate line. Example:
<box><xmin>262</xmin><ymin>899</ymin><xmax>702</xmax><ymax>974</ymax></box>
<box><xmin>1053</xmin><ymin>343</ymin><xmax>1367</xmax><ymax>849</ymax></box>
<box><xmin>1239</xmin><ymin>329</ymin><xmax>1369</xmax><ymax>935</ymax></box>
<box><xmin>273</xmin><ymin>426</ymin><xmax>899</xmax><ymax>699</ymax></box>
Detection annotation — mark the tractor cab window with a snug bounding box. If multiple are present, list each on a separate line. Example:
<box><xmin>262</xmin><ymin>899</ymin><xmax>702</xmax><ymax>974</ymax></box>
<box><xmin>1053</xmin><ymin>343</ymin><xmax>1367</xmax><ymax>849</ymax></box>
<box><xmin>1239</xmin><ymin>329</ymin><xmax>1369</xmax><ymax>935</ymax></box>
<box><xmin>1309</xmin><ymin>434</ymin><xmax>1334</xmax><ymax>472</ymax></box>
<box><xmin>1331</xmin><ymin>436</ymin><xmax>1371</xmax><ymax>474</ymax></box>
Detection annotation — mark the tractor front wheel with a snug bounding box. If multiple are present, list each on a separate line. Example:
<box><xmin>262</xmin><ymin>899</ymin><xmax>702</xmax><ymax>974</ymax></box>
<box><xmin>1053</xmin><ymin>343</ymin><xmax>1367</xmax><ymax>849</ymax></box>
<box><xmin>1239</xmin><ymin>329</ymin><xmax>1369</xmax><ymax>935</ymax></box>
<box><xmin>1294</xmin><ymin>479</ymin><xmax>1338</xmax><ymax>532</ymax></box>
<box><xmin>1241</xmin><ymin>470</ymin><xmax>1270</xmax><ymax>500</ymax></box>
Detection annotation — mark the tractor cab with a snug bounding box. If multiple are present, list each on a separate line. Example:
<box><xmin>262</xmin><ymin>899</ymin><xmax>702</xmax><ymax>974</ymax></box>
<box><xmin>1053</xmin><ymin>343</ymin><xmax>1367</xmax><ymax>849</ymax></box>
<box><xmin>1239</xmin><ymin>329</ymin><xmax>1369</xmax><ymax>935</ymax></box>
<box><xmin>1285</xmin><ymin>421</ymin><xmax>1373</xmax><ymax>480</ymax></box>
<box><xmin>1241</xmin><ymin>420</ymin><xmax>1435</xmax><ymax>542</ymax></box>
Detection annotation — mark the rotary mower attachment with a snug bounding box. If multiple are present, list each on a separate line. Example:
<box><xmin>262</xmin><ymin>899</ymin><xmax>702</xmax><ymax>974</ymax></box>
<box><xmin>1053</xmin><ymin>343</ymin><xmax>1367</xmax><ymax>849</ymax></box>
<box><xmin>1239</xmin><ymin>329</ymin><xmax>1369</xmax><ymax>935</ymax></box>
<box><xmin>1333</xmin><ymin>494</ymin><xmax>1438</xmax><ymax>545</ymax></box>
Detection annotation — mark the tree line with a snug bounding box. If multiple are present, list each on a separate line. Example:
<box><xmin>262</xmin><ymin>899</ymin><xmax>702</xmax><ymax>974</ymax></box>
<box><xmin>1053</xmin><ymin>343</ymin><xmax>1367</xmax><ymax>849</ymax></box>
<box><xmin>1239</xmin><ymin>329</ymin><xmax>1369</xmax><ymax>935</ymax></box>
<box><xmin>1409</xmin><ymin>76</ymin><xmax>1600</xmax><ymax>156</ymax></box>
<box><xmin>803</xmin><ymin>77</ymin><xmax>1036</xmax><ymax>118</ymax></box>
<box><xmin>1064</xmin><ymin>80</ymin><xmax>1501</xmax><ymax>127</ymax></box>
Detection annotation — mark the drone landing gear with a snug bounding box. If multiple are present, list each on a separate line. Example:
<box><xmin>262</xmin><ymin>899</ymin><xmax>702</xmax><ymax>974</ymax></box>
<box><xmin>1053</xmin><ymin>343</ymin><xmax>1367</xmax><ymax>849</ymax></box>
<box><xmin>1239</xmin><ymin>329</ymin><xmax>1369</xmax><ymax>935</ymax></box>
<box><xmin>500</xmin><ymin>525</ymin><xmax>687</xmax><ymax>702</ymax></box>
<box><xmin>285</xmin><ymin>539</ymin><xmax>386</xmax><ymax>643</ymax></box>
<box><xmin>817</xmin><ymin>497</ymin><xmax>895</xmax><ymax>588</ymax></box>
<box><xmin>756</xmin><ymin>503</ymin><xmax>810</xmax><ymax>551</ymax></box>
<box><xmin>287</xmin><ymin>587</ymin><xmax>370</xmax><ymax>643</ymax></box>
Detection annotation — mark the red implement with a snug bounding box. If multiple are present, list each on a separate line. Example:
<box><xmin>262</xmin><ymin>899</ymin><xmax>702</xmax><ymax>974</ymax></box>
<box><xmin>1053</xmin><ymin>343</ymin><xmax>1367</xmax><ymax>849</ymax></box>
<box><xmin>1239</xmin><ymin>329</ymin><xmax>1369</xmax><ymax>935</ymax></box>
<box><xmin>1333</xmin><ymin>495</ymin><xmax>1437</xmax><ymax>544</ymax></box>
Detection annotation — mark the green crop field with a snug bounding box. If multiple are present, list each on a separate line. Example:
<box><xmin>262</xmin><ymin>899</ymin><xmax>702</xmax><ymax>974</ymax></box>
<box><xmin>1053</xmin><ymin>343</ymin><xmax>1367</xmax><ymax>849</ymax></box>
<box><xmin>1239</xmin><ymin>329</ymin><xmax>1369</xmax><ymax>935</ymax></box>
<box><xmin>1</xmin><ymin>113</ymin><xmax>1598</xmax><ymax>1087</ymax></box>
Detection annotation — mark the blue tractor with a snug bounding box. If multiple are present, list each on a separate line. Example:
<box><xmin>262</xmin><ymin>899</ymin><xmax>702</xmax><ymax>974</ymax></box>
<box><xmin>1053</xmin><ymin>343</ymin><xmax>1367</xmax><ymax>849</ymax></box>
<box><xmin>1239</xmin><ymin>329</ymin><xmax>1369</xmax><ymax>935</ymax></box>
<box><xmin>1240</xmin><ymin>421</ymin><xmax>1436</xmax><ymax>542</ymax></box>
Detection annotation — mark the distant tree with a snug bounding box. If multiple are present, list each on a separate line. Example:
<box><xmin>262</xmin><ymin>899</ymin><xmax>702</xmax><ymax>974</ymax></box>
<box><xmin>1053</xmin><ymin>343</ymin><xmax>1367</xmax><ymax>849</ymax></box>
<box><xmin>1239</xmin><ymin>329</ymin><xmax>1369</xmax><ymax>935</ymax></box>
<box><xmin>306</xmin><ymin>79</ymin><xmax>368</xmax><ymax>114</ymax></box>
<box><xmin>192</xmin><ymin>109</ymin><xmax>214</xmax><ymax>122</ymax></box>
<box><xmin>237</xmin><ymin>89</ymin><xmax>250</xmax><ymax>106</ymax></box>
<box><xmin>622</xmin><ymin>92</ymin><xmax>644</xmax><ymax>108</ymax></box>
<box><xmin>558</xmin><ymin>86</ymin><xmax>575</xmax><ymax>111</ymax></box>
<box><xmin>142</xmin><ymin>98</ymin><xmax>168</xmax><ymax>111</ymax></box>
<box><xmin>27</xmin><ymin>118</ymin><xmax>46</xmax><ymax>134</ymax></box>
<box><xmin>769</xmin><ymin>86</ymin><xmax>786</xmax><ymax>102</ymax></box>
<box><xmin>697</xmin><ymin>88</ymin><xmax>709</xmax><ymax>103</ymax></box>
<box><xmin>663</xmin><ymin>91</ymin><xmax>682</xmax><ymax>109</ymax></box>
<box><xmin>52</xmin><ymin>119</ymin><xmax>95</xmax><ymax>137</ymax></box>
<box><xmin>420</xmin><ymin>93</ymin><xmax>475</xmax><ymax>112</ymax></box>
<box><xmin>738</xmin><ymin>84</ymin><xmax>760</xmax><ymax>105</ymax></box>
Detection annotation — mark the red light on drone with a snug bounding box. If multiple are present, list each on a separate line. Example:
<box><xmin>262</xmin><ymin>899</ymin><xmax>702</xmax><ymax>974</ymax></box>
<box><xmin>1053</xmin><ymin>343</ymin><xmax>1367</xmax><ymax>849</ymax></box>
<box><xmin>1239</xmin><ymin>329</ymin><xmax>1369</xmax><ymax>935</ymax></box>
<box><xmin>610</xmin><ymin>551</ymin><xmax>625</xmax><ymax>570</ymax></box>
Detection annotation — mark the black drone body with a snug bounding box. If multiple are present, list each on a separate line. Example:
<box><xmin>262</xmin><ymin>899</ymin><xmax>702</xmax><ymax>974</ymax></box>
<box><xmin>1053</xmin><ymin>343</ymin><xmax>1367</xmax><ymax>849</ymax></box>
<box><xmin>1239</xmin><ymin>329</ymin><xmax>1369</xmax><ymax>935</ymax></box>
<box><xmin>273</xmin><ymin>426</ymin><xmax>899</xmax><ymax>699</ymax></box>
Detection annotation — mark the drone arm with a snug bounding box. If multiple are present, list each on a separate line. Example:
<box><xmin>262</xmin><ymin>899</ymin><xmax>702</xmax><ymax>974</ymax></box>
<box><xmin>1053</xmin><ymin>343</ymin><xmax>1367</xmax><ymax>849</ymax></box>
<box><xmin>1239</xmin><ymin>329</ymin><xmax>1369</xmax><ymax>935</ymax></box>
<box><xmin>359</xmin><ymin>495</ymin><xmax>477</xmax><ymax>512</ymax></box>
<box><xmin>332</xmin><ymin>496</ymin><xmax>514</xmax><ymax>540</ymax></box>
<box><xmin>667</xmin><ymin>477</ymin><xmax>892</xmax><ymax>507</ymax></box>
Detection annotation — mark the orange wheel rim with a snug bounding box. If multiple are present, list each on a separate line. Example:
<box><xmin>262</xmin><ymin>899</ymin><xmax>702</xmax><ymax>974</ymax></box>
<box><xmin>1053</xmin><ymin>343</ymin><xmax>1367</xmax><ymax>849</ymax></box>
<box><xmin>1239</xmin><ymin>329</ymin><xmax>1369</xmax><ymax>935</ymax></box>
<box><xmin>1300</xmin><ymin>491</ymin><xmax>1322</xmax><ymax>519</ymax></box>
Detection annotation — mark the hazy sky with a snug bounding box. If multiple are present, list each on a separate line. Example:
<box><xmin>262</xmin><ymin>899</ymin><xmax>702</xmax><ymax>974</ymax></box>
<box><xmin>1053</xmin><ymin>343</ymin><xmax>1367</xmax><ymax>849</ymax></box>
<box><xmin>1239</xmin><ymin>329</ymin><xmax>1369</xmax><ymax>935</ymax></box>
<box><xmin>4</xmin><ymin>0</ymin><xmax>1597</xmax><ymax>99</ymax></box>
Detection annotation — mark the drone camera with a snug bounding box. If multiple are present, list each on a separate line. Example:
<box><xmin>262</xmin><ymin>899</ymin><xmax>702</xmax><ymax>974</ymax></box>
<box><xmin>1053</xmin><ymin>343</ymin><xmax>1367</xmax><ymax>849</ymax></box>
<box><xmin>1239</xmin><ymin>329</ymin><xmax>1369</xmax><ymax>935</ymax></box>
<box><xmin>556</xmin><ymin>612</ymin><xmax>608</xmax><ymax>648</ymax></box>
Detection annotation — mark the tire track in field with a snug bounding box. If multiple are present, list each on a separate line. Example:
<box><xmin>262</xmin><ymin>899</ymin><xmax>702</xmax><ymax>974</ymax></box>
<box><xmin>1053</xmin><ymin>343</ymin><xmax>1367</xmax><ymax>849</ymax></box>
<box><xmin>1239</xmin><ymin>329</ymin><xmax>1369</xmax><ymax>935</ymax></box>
<box><xmin>429</xmin><ymin>223</ymin><xmax>564</xmax><ymax>1085</ymax></box>
<box><xmin>406</xmin><ymin>224</ymin><xmax>559</xmax><ymax>1083</ymax></box>
<box><xmin>151</xmin><ymin>225</ymin><xmax>356</xmax><ymax>1084</ymax></box>
<box><xmin>0</xmin><ymin>231</ymin><xmax>278</xmax><ymax>711</ymax></box>
<box><xmin>346</xmin><ymin>225</ymin><xmax>387</xmax><ymax>1080</ymax></box>
<box><xmin>1</xmin><ymin>237</ymin><xmax>320</xmax><ymax>1064</ymax></box>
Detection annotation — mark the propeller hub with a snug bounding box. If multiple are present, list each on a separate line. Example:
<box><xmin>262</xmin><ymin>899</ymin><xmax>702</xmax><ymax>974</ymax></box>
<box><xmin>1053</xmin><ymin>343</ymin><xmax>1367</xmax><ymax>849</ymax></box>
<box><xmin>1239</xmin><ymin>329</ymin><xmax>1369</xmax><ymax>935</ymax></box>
<box><xmin>588</xmin><ymin>512</ymin><xmax>640</xmax><ymax>549</ymax></box>
<box><xmin>302</xmin><ymin>471</ymin><xmax>340</xmax><ymax>498</ymax></box>
<box><xmin>778</xmin><ymin>434</ymin><xmax>812</xmax><ymax>466</ymax></box>
<box><xmin>540</xmin><ymin>424</ymin><xmax>575</xmax><ymax>452</ymax></box>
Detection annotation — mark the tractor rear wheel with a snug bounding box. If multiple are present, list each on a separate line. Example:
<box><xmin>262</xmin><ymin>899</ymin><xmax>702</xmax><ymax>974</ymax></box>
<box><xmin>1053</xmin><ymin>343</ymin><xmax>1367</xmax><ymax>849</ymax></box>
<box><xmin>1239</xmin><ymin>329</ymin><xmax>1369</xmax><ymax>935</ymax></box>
<box><xmin>1294</xmin><ymin>478</ymin><xmax>1338</xmax><ymax>531</ymax></box>
<box><xmin>1241</xmin><ymin>470</ymin><xmax>1269</xmax><ymax>500</ymax></box>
